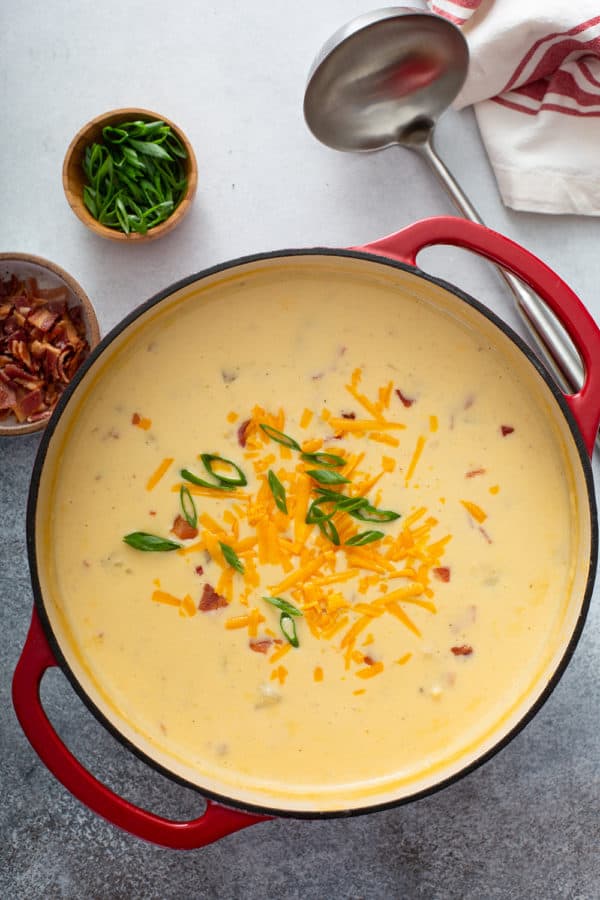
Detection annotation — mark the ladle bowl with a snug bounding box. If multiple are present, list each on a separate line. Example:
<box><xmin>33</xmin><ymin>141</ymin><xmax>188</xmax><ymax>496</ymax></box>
<box><xmin>304</xmin><ymin>6</ymin><xmax>468</xmax><ymax>152</ymax></box>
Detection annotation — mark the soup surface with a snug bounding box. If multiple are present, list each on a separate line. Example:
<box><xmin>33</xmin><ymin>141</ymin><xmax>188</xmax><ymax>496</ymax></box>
<box><xmin>45</xmin><ymin>258</ymin><xmax>577</xmax><ymax>811</ymax></box>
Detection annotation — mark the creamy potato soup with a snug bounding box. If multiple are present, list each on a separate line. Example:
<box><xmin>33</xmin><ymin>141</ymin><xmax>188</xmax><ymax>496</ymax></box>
<box><xmin>44</xmin><ymin>257</ymin><xmax>579</xmax><ymax>811</ymax></box>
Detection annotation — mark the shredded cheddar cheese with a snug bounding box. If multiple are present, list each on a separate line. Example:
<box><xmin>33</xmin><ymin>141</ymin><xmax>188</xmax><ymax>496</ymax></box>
<box><xmin>460</xmin><ymin>499</ymin><xmax>488</xmax><ymax>523</ymax></box>
<box><xmin>146</xmin><ymin>457</ymin><xmax>174</xmax><ymax>491</ymax></box>
<box><xmin>147</xmin><ymin>369</ymin><xmax>453</xmax><ymax>683</ymax></box>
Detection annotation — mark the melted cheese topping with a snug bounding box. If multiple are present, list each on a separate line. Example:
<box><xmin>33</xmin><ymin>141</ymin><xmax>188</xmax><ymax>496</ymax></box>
<box><xmin>43</xmin><ymin>259</ymin><xmax>579</xmax><ymax>811</ymax></box>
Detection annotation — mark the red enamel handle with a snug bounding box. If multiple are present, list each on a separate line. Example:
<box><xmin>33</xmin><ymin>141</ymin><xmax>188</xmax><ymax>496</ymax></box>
<box><xmin>12</xmin><ymin>608</ymin><xmax>270</xmax><ymax>849</ymax></box>
<box><xmin>357</xmin><ymin>217</ymin><xmax>600</xmax><ymax>456</ymax></box>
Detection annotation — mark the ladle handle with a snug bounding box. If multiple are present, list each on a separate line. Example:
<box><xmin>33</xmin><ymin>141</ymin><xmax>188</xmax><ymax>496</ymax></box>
<box><xmin>12</xmin><ymin>608</ymin><xmax>270</xmax><ymax>849</ymax></box>
<box><xmin>359</xmin><ymin>216</ymin><xmax>600</xmax><ymax>456</ymax></box>
<box><xmin>414</xmin><ymin>139</ymin><xmax>585</xmax><ymax>397</ymax></box>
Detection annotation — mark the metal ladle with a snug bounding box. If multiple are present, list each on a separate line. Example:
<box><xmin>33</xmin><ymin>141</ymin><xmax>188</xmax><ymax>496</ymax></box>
<box><xmin>303</xmin><ymin>5</ymin><xmax>584</xmax><ymax>398</ymax></box>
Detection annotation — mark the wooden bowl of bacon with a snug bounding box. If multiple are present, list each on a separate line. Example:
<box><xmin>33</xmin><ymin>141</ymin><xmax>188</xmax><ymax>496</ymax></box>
<box><xmin>0</xmin><ymin>254</ymin><xmax>100</xmax><ymax>435</ymax></box>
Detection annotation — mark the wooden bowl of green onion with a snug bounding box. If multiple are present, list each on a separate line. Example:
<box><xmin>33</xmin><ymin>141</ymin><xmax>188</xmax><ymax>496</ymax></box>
<box><xmin>62</xmin><ymin>108</ymin><xmax>198</xmax><ymax>241</ymax></box>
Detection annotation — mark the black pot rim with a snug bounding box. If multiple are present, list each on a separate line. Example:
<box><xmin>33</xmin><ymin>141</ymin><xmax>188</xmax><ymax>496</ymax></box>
<box><xmin>25</xmin><ymin>246</ymin><xmax>598</xmax><ymax>821</ymax></box>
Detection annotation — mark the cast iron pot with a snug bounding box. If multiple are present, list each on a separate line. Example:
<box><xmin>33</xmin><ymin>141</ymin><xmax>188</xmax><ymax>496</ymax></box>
<box><xmin>12</xmin><ymin>217</ymin><xmax>600</xmax><ymax>848</ymax></box>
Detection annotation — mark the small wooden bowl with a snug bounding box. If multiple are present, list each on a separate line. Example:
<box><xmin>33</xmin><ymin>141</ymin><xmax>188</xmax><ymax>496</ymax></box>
<box><xmin>0</xmin><ymin>254</ymin><xmax>100</xmax><ymax>436</ymax></box>
<box><xmin>62</xmin><ymin>108</ymin><xmax>198</xmax><ymax>242</ymax></box>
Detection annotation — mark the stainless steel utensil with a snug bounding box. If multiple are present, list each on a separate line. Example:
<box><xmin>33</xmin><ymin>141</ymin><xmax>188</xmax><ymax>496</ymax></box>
<box><xmin>303</xmin><ymin>5</ymin><xmax>586</xmax><ymax>402</ymax></box>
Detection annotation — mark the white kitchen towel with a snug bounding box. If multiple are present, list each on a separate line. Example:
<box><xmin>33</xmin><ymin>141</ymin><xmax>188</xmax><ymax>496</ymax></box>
<box><xmin>428</xmin><ymin>0</ymin><xmax>600</xmax><ymax>215</ymax></box>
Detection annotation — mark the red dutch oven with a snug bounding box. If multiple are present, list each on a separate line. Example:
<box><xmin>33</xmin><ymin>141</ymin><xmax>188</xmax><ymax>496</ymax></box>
<box><xmin>12</xmin><ymin>217</ymin><xmax>600</xmax><ymax>849</ymax></box>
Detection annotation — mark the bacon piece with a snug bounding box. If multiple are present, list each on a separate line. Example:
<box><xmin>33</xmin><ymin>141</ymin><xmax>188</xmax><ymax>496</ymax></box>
<box><xmin>9</xmin><ymin>340</ymin><xmax>32</xmax><ymax>369</ymax></box>
<box><xmin>132</xmin><ymin>412</ymin><xmax>141</xmax><ymax>425</ymax></box>
<box><xmin>16</xmin><ymin>388</ymin><xmax>45</xmax><ymax>420</ymax></box>
<box><xmin>433</xmin><ymin>566</ymin><xmax>451</xmax><ymax>582</ymax></box>
<box><xmin>479</xmin><ymin>527</ymin><xmax>493</xmax><ymax>545</ymax></box>
<box><xmin>341</xmin><ymin>411</ymin><xmax>356</xmax><ymax>419</ymax></box>
<box><xmin>249</xmin><ymin>639</ymin><xmax>273</xmax><ymax>654</ymax></box>
<box><xmin>194</xmin><ymin>565</ymin><xmax>204</xmax><ymax>576</ymax></box>
<box><xmin>363</xmin><ymin>655</ymin><xmax>375</xmax><ymax>666</ymax></box>
<box><xmin>198</xmin><ymin>583</ymin><xmax>228</xmax><ymax>611</ymax></box>
<box><xmin>395</xmin><ymin>388</ymin><xmax>414</xmax><ymax>408</ymax></box>
<box><xmin>27</xmin><ymin>306</ymin><xmax>59</xmax><ymax>333</ymax></box>
<box><xmin>237</xmin><ymin>418</ymin><xmax>251</xmax><ymax>447</ymax></box>
<box><xmin>466</xmin><ymin>468</ymin><xmax>486</xmax><ymax>478</ymax></box>
<box><xmin>171</xmin><ymin>515</ymin><xmax>198</xmax><ymax>540</ymax></box>
<box><xmin>0</xmin><ymin>380</ymin><xmax>16</xmax><ymax>413</ymax></box>
<box><xmin>500</xmin><ymin>425</ymin><xmax>514</xmax><ymax>436</ymax></box>
<box><xmin>451</xmin><ymin>644</ymin><xmax>473</xmax><ymax>656</ymax></box>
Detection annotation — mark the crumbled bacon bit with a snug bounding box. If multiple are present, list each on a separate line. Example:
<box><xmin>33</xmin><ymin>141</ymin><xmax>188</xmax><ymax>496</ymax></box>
<box><xmin>451</xmin><ymin>644</ymin><xmax>473</xmax><ymax>656</ymax></box>
<box><xmin>433</xmin><ymin>566</ymin><xmax>451</xmax><ymax>582</ymax></box>
<box><xmin>171</xmin><ymin>515</ymin><xmax>198</xmax><ymax>540</ymax></box>
<box><xmin>466</xmin><ymin>468</ymin><xmax>486</xmax><ymax>478</ymax></box>
<box><xmin>500</xmin><ymin>425</ymin><xmax>514</xmax><ymax>436</ymax></box>
<box><xmin>237</xmin><ymin>418</ymin><xmax>251</xmax><ymax>447</ymax></box>
<box><xmin>198</xmin><ymin>583</ymin><xmax>228</xmax><ymax>611</ymax></box>
<box><xmin>195</xmin><ymin>565</ymin><xmax>204</xmax><ymax>576</ymax></box>
<box><xmin>131</xmin><ymin>411</ymin><xmax>151</xmax><ymax>430</ymax></box>
<box><xmin>149</xmin><ymin>510</ymin><xmax>157</xmax><ymax>516</ymax></box>
<box><xmin>363</xmin><ymin>655</ymin><xmax>375</xmax><ymax>666</ymax></box>
<box><xmin>395</xmin><ymin>388</ymin><xmax>414</xmax><ymax>408</ymax></box>
<box><xmin>249</xmin><ymin>639</ymin><xmax>273</xmax><ymax>654</ymax></box>
<box><xmin>0</xmin><ymin>274</ymin><xmax>89</xmax><ymax>425</ymax></box>
<box><xmin>479</xmin><ymin>527</ymin><xmax>493</xmax><ymax>544</ymax></box>
<box><xmin>341</xmin><ymin>411</ymin><xmax>356</xmax><ymax>419</ymax></box>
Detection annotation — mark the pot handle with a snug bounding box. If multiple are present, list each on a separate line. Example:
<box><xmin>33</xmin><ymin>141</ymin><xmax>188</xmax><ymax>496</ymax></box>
<box><xmin>12</xmin><ymin>608</ymin><xmax>270</xmax><ymax>849</ymax></box>
<box><xmin>356</xmin><ymin>216</ymin><xmax>600</xmax><ymax>456</ymax></box>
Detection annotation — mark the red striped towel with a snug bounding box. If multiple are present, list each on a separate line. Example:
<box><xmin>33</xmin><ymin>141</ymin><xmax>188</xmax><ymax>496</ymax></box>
<box><xmin>428</xmin><ymin>1</ymin><xmax>600</xmax><ymax>214</ymax></box>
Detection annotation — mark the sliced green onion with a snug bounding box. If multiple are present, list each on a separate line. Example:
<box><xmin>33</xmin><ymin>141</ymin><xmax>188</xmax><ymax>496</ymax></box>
<box><xmin>351</xmin><ymin>503</ymin><xmax>401</xmax><ymax>523</ymax></box>
<box><xmin>263</xmin><ymin>596</ymin><xmax>303</xmax><ymax>617</ymax></box>
<box><xmin>318</xmin><ymin>518</ymin><xmax>340</xmax><ymax>545</ymax></box>
<box><xmin>280</xmin><ymin>612</ymin><xmax>299</xmax><ymax>648</ymax></box>
<box><xmin>267</xmin><ymin>469</ymin><xmax>288</xmax><ymax>514</ymax></box>
<box><xmin>123</xmin><ymin>532</ymin><xmax>181</xmax><ymax>551</ymax></box>
<box><xmin>200</xmin><ymin>453</ymin><xmax>247</xmax><ymax>486</ymax></box>
<box><xmin>305</xmin><ymin>468</ymin><xmax>351</xmax><ymax>486</ymax></box>
<box><xmin>219</xmin><ymin>541</ymin><xmax>245</xmax><ymax>573</ymax></box>
<box><xmin>81</xmin><ymin>118</ymin><xmax>188</xmax><ymax>235</ymax></box>
<box><xmin>300</xmin><ymin>451</ymin><xmax>345</xmax><ymax>467</ymax></box>
<box><xmin>259</xmin><ymin>424</ymin><xmax>301</xmax><ymax>450</ymax></box>
<box><xmin>179</xmin><ymin>485</ymin><xmax>198</xmax><ymax>528</ymax></box>
<box><xmin>335</xmin><ymin>496</ymin><xmax>370</xmax><ymax>514</ymax></box>
<box><xmin>345</xmin><ymin>530</ymin><xmax>385</xmax><ymax>546</ymax></box>
<box><xmin>305</xmin><ymin>497</ymin><xmax>336</xmax><ymax>524</ymax></box>
<box><xmin>181</xmin><ymin>468</ymin><xmax>236</xmax><ymax>491</ymax></box>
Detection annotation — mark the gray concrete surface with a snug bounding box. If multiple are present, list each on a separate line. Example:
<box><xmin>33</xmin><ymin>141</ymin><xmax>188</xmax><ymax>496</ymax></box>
<box><xmin>1</xmin><ymin>1</ymin><xmax>599</xmax><ymax>897</ymax></box>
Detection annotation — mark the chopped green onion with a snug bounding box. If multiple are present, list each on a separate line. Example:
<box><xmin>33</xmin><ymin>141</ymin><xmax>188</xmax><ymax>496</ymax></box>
<box><xmin>259</xmin><ymin>424</ymin><xmax>301</xmax><ymax>450</ymax></box>
<box><xmin>318</xmin><ymin>518</ymin><xmax>340</xmax><ymax>545</ymax></box>
<box><xmin>300</xmin><ymin>451</ymin><xmax>345</xmax><ymax>467</ymax></box>
<box><xmin>263</xmin><ymin>596</ymin><xmax>303</xmax><ymax>617</ymax></box>
<box><xmin>334</xmin><ymin>496</ymin><xmax>370</xmax><ymax>514</ymax></box>
<box><xmin>181</xmin><ymin>468</ymin><xmax>236</xmax><ymax>491</ymax></box>
<box><xmin>123</xmin><ymin>532</ymin><xmax>181</xmax><ymax>551</ymax></box>
<box><xmin>81</xmin><ymin>118</ymin><xmax>188</xmax><ymax>235</ymax></box>
<box><xmin>267</xmin><ymin>469</ymin><xmax>288</xmax><ymax>514</ymax></box>
<box><xmin>200</xmin><ymin>453</ymin><xmax>247</xmax><ymax>486</ymax></box>
<box><xmin>179</xmin><ymin>485</ymin><xmax>198</xmax><ymax>528</ymax></box>
<box><xmin>305</xmin><ymin>468</ymin><xmax>351</xmax><ymax>485</ymax></box>
<box><xmin>351</xmin><ymin>502</ymin><xmax>401</xmax><ymax>523</ymax></box>
<box><xmin>306</xmin><ymin>497</ymin><xmax>336</xmax><ymax>524</ymax></box>
<box><xmin>219</xmin><ymin>541</ymin><xmax>245</xmax><ymax>573</ymax></box>
<box><xmin>345</xmin><ymin>530</ymin><xmax>385</xmax><ymax>546</ymax></box>
<box><xmin>280</xmin><ymin>612</ymin><xmax>299</xmax><ymax>648</ymax></box>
